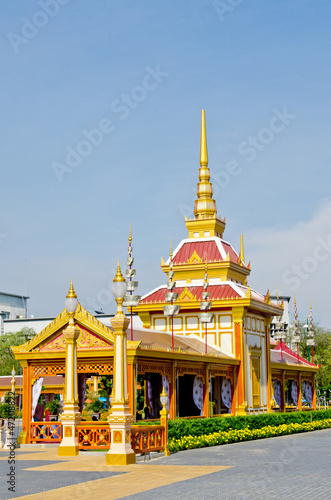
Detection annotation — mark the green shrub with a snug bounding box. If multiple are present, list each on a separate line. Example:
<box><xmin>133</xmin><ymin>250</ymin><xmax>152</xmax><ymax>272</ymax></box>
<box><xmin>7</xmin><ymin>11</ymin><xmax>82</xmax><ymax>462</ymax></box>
<box><xmin>45</xmin><ymin>400</ymin><xmax>62</xmax><ymax>415</ymax></box>
<box><xmin>168</xmin><ymin>418</ymin><xmax>331</xmax><ymax>453</ymax></box>
<box><xmin>167</xmin><ymin>410</ymin><xmax>331</xmax><ymax>440</ymax></box>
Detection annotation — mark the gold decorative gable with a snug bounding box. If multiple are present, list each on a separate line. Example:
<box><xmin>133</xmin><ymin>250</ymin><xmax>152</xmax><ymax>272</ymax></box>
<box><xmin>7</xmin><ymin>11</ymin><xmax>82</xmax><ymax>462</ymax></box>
<box><xmin>187</xmin><ymin>250</ymin><xmax>202</xmax><ymax>264</ymax></box>
<box><xmin>39</xmin><ymin>326</ymin><xmax>113</xmax><ymax>352</ymax></box>
<box><xmin>12</xmin><ymin>303</ymin><xmax>115</xmax><ymax>354</ymax></box>
<box><xmin>179</xmin><ymin>287</ymin><xmax>196</xmax><ymax>302</ymax></box>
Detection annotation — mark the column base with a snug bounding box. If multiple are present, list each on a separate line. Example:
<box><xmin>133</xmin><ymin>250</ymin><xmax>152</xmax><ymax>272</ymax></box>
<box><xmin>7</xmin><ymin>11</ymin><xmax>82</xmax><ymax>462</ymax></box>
<box><xmin>58</xmin><ymin>445</ymin><xmax>79</xmax><ymax>456</ymax></box>
<box><xmin>17</xmin><ymin>430</ymin><xmax>27</xmax><ymax>445</ymax></box>
<box><xmin>236</xmin><ymin>403</ymin><xmax>247</xmax><ymax>416</ymax></box>
<box><xmin>106</xmin><ymin>452</ymin><xmax>136</xmax><ymax>466</ymax></box>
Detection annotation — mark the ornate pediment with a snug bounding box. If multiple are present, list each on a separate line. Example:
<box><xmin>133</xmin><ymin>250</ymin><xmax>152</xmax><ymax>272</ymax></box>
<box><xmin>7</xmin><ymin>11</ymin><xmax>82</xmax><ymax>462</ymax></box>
<box><xmin>12</xmin><ymin>303</ymin><xmax>115</xmax><ymax>354</ymax></box>
<box><xmin>38</xmin><ymin>326</ymin><xmax>114</xmax><ymax>352</ymax></box>
<box><xmin>187</xmin><ymin>250</ymin><xmax>202</xmax><ymax>264</ymax></box>
<box><xmin>179</xmin><ymin>287</ymin><xmax>196</xmax><ymax>302</ymax></box>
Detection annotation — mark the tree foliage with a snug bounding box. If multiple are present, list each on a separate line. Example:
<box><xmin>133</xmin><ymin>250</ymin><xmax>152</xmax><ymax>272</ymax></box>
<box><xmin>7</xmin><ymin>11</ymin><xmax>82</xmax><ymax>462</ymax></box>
<box><xmin>0</xmin><ymin>328</ymin><xmax>36</xmax><ymax>376</ymax></box>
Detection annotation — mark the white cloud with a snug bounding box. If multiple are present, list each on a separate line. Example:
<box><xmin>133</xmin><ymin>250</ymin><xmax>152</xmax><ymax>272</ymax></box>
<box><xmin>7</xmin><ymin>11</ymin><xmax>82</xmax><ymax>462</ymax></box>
<box><xmin>245</xmin><ymin>200</ymin><xmax>331</xmax><ymax>328</ymax></box>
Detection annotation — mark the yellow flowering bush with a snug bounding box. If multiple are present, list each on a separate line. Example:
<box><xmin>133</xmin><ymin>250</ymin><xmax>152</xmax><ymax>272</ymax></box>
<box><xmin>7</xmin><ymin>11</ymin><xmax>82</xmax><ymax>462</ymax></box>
<box><xmin>168</xmin><ymin>418</ymin><xmax>331</xmax><ymax>453</ymax></box>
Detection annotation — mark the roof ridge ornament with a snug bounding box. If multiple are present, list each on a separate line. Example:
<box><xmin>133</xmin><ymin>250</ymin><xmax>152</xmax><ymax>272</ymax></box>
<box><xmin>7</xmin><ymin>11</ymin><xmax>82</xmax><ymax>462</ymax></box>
<box><xmin>193</xmin><ymin>110</ymin><xmax>217</xmax><ymax>220</ymax></box>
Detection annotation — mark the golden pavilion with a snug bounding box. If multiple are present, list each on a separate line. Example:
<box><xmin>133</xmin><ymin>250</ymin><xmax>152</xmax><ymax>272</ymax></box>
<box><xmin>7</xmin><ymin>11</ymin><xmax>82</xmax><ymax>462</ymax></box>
<box><xmin>11</xmin><ymin>111</ymin><xmax>319</xmax><ymax>445</ymax></box>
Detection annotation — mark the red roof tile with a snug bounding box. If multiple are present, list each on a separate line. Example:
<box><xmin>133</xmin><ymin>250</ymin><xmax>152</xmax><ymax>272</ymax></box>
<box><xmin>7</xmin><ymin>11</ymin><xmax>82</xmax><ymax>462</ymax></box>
<box><xmin>141</xmin><ymin>284</ymin><xmax>240</xmax><ymax>304</ymax></box>
<box><xmin>173</xmin><ymin>240</ymin><xmax>231</xmax><ymax>264</ymax></box>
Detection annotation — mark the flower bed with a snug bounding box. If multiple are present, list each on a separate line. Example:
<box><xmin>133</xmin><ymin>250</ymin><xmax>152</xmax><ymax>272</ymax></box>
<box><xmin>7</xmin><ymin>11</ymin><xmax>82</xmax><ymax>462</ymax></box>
<box><xmin>168</xmin><ymin>409</ymin><xmax>331</xmax><ymax>440</ymax></box>
<box><xmin>168</xmin><ymin>418</ymin><xmax>331</xmax><ymax>453</ymax></box>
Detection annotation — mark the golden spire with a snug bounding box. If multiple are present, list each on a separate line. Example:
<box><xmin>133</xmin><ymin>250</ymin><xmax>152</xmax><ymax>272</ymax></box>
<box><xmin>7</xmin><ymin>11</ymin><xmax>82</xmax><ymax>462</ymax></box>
<box><xmin>200</xmin><ymin>110</ymin><xmax>208</xmax><ymax>167</ymax></box>
<box><xmin>129</xmin><ymin>222</ymin><xmax>132</xmax><ymax>245</ymax></box>
<box><xmin>240</xmin><ymin>234</ymin><xmax>245</xmax><ymax>263</ymax></box>
<box><xmin>193</xmin><ymin>110</ymin><xmax>217</xmax><ymax>220</ymax></box>
<box><xmin>294</xmin><ymin>293</ymin><xmax>296</xmax><ymax>306</ymax></box>
<box><xmin>114</xmin><ymin>260</ymin><xmax>125</xmax><ymax>282</ymax></box>
<box><xmin>66</xmin><ymin>280</ymin><xmax>77</xmax><ymax>299</ymax></box>
<box><xmin>170</xmin><ymin>239</ymin><xmax>173</xmax><ymax>260</ymax></box>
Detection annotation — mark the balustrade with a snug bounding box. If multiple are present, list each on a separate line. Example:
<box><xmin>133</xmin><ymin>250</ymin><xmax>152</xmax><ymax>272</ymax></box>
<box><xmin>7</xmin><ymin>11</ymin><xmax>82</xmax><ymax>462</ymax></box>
<box><xmin>30</xmin><ymin>422</ymin><xmax>166</xmax><ymax>454</ymax></box>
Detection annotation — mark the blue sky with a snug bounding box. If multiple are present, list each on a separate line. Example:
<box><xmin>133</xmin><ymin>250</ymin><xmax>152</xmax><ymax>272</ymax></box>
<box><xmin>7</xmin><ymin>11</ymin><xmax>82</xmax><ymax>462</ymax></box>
<box><xmin>1</xmin><ymin>0</ymin><xmax>331</xmax><ymax>327</ymax></box>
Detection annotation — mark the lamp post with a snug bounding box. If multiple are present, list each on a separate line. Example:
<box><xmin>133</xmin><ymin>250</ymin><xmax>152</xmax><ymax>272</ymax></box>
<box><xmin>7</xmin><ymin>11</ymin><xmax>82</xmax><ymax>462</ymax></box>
<box><xmin>123</xmin><ymin>224</ymin><xmax>141</xmax><ymax>341</ymax></box>
<box><xmin>163</xmin><ymin>242</ymin><xmax>180</xmax><ymax>350</ymax></box>
<box><xmin>106</xmin><ymin>261</ymin><xmax>135</xmax><ymax>466</ymax></box>
<box><xmin>159</xmin><ymin>387</ymin><xmax>170</xmax><ymax>457</ymax></box>
<box><xmin>291</xmin><ymin>295</ymin><xmax>301</xmax><ymax>364</ymax></box>
<box><xmin>3</xmin><ymin>367</ymin><xmax>17</xmax><ymax>451</ymax></box>
<box><xmin>306</xmin><ymin>302</ymin><xmax>315</xmax><ymax>363</ymax></box>
<box><xmin>58</xmin><ymin>281</ymin><xmax>81</xmax><ymax>457</ymax></box>
<box><xmin>274</xmin><ymin>317</ymin><xmax>286</xmax><ymax>363</ymax></box>
<box><xmin>199</xmin><ymin>261</ymin><xmax>213</xmax><ymax>354</ymax></box>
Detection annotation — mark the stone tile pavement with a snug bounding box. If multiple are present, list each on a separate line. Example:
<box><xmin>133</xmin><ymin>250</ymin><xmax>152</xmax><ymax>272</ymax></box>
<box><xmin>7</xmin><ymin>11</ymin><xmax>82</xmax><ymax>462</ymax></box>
<box><xmin>0</xmin><ymin>429</ymin><xmax>330</xmax><ymax>499</ymax></box>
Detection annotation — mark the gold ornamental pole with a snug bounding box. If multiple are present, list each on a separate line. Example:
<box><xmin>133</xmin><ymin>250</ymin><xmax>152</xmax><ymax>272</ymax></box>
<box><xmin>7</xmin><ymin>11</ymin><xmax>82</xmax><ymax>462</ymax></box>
<box><xmin>106</xmin><ymin>262</ymin><xmax>136</xmax><ymax>465</ymax></box>
<box><xmin>58</xmin><ymin>281</ymin><xmax>81</xmax><ymax>456</ymax></box>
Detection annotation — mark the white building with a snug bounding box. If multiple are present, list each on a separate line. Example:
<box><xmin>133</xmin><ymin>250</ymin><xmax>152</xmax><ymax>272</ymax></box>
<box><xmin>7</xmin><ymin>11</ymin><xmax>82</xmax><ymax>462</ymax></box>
<box><xmin>0</xmin><ymin>292</ymin><xmax>29</xmax><ymax>334</ymax></box>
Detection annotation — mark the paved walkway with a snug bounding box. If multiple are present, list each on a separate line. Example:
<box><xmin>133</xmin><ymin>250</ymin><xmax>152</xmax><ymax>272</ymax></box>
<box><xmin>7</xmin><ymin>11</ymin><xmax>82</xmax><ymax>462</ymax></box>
<box><xmin>0</xmin><ymin>429</ymin><xmax>330</xmax><ymax>499</ymax></box>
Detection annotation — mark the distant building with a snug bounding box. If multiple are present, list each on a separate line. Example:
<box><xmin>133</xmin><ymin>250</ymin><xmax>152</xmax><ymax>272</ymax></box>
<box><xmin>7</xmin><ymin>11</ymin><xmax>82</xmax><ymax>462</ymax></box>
<box><xmin>0</xmin><ymin>292</ymin><xmax>29</xmax><ymax>334</ymax></box>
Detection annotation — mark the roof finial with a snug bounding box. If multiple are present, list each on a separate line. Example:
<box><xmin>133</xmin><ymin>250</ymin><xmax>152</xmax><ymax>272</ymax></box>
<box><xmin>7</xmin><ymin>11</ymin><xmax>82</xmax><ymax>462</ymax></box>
<box><xmin>66</xmin><ymin>280</ymin><xmax>77</xmax><ymax>299</ymax></box>
<box><xmin>114</xmin><ymin>260</ymin><xmax>125</xmax><ymax>282</ymax></box>
<box><xmin>240</xmin><ymin>234</ymin><xmax>245</xmax><ymax>263</ymax></box>
<box><xmin>294</xmin><ymin>293</ymin><xmax>296</xmax><ymax>306</ymax></box>
<box><xmin>193</xmin><ymin>110</ymin><xmax>217</xmax><ymax>220</ymax></box>
<box><xmin>200</xmin><ymin>110</ymin><xmax>208</xmax><ymax>167</ymax></box>
<box><xmin>129</xmin><ymin>221</ymin><xmax>132</xmax><ymax>245</ymax></box>
<box><xmin>170</xmin><ymin>239</ymin><xmax>173</xmax><ymax>260</ymax></box>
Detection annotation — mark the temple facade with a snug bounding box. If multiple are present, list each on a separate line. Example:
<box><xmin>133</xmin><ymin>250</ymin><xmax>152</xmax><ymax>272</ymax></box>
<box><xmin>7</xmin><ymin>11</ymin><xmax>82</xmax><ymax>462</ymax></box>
<box><xmin>11</xmin><ymin>111</ymin><xmax>319</xmax><ymax>445</ymax></box>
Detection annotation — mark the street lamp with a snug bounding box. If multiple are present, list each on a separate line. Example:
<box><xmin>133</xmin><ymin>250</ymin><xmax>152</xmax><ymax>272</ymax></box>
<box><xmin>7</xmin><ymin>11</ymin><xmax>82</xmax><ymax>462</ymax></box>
<box><xmin>291</xmin><ymin>295</ymin><xmax>301</xmax><ymax>364</ymax></box>
<box><xmin>199</xmin><ymin>260</ymin><xmax>213</xmax><ymax>354</ymax></box>
<box><xmin>163</xmin><ymin>241</ymin><xmax>180</xmax><ymax>350</ymax></box>
<box><xmin>274</xmin><ymin>317</ymin><xmax>286</xmax><ymax>363</ymax></box>
<box><xmin>58</xmin><ymin>281</ymin><xmax>81</xmax><ymax>457</ymax></box>
<box><xmin>106</xmin><ymin>261</ymin><xmax>135</xmax><ymax>466</ymax></box>
<box><xmin>159</xmin><ymin>386</ymin><xmax>170</xmax><ymax>457</ymax></box>
<box><xmin>123</xmin><ymin>224</ymin><xmax>141</xmax><ymax>341</ymax></box>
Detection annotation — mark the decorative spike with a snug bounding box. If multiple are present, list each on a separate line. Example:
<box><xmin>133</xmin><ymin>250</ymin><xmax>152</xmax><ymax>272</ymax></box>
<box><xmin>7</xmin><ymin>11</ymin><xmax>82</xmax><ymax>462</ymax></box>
<box><xmin>66</xmin><ymin>280</ymin><xmax>77</xmax><ymax>299</ymax></box>
<box><xmin>240</xmin><ymin>234</ymin><xmax>245</xmax><ymax>263</ymax></box>
<box><xmin>200</xmin><ymin>110</ymin><xmax>208</xmax><ymax>167</ymax></box>
<box><xmin>265</xmin><ymin>289</ymin><xmax>270</xmax><ymax>303</ymax></box>
<box><xmin>114</xmin><ymin>260</ymin><xmax>125</xmax><ymax>282</ymax></box>
<box><xmin>276</xmin><ymin>288</ymin><xmax>279</xmax><ymax>303</ymax></box>
<box><xmin>294</xmin><ymin>293</ymin><xmax>296</xmax><ymax>306</ymax></box>
<box><xmin>161</xmin><ymin>257</ymin><xmax>165</xmax><ymax>266</ymax></box>
<box><xmin>170</xmin><ymin>239</ymin><xmax>173</xmax><ymax>260</ymax></box>
<box><xmin>129</xmin><ymin>222</ymin><xmax>132</xmax><ymax>245</ymax></box>
<box><xmin>194</xmin><ymin>111</ymin><xmax>217</xmax><ymax>220</ymax></box>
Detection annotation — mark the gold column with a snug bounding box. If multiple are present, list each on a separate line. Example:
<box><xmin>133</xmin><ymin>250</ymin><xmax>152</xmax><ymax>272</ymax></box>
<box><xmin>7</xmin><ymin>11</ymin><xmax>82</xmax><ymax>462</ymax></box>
<box><xmin>160</xmin><ymin>387</ymin><xmax>170</xmax><ymax>457</ymax></box>
<box><xmin>233</xmin><ymin>307</ymin><xmax>247</xmax><ymax>415</ymax></box>
<box><xmin>106</xmin><ymin>263</ymin><xmax>135</xmax><ymax>465</ymax></box>
<box><xmin>58</xmin><ymin>283</ymin><xmax>81</xmax><ymax>456</ymax></box>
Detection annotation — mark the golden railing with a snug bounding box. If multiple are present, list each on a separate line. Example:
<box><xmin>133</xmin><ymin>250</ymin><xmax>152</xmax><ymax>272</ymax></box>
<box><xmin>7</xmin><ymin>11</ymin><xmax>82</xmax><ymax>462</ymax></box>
<box><xmin>30</xmin><ymin>422</ymin><xmax>166</xmax><ymax>454</ymax></box>
<box><xmin>30</xmin><ymin>422</ymin><xmax>62</xmax><ymax>443</ymax></box>
<box><xmin>131</xmin><ymin>425</ymin><xmax>165</xmax><ymax>454</ymax></box>
<box><xmin>77</xmin><ymin>423</ymin><xmax>110</xmax><ymax>449</ymax></box>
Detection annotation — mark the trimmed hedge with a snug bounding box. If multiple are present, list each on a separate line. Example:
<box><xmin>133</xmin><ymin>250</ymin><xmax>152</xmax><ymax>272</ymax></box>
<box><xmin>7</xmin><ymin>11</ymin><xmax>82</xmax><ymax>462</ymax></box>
<box><xmin>167</xmin><ymin>410</ymin><xmax>331</xmax><ymax>440</ymax></box>
<box><xmin>168</xmin><ymin>418</ymin><xmax>331</xmax><ymax>453</ymax></box>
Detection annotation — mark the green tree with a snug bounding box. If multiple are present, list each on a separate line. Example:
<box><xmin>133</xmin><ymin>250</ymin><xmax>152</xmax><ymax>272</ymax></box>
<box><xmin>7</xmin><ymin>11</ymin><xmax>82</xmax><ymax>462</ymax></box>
<box><xmin>313</xmin><ymin>327</ymin><xmax>331</xmax><ymax>394</ymax></box>
<box><xmin>0</xmin><ymin>328</ymin><xmax>36</xmax><ymax>376</ymax></box>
